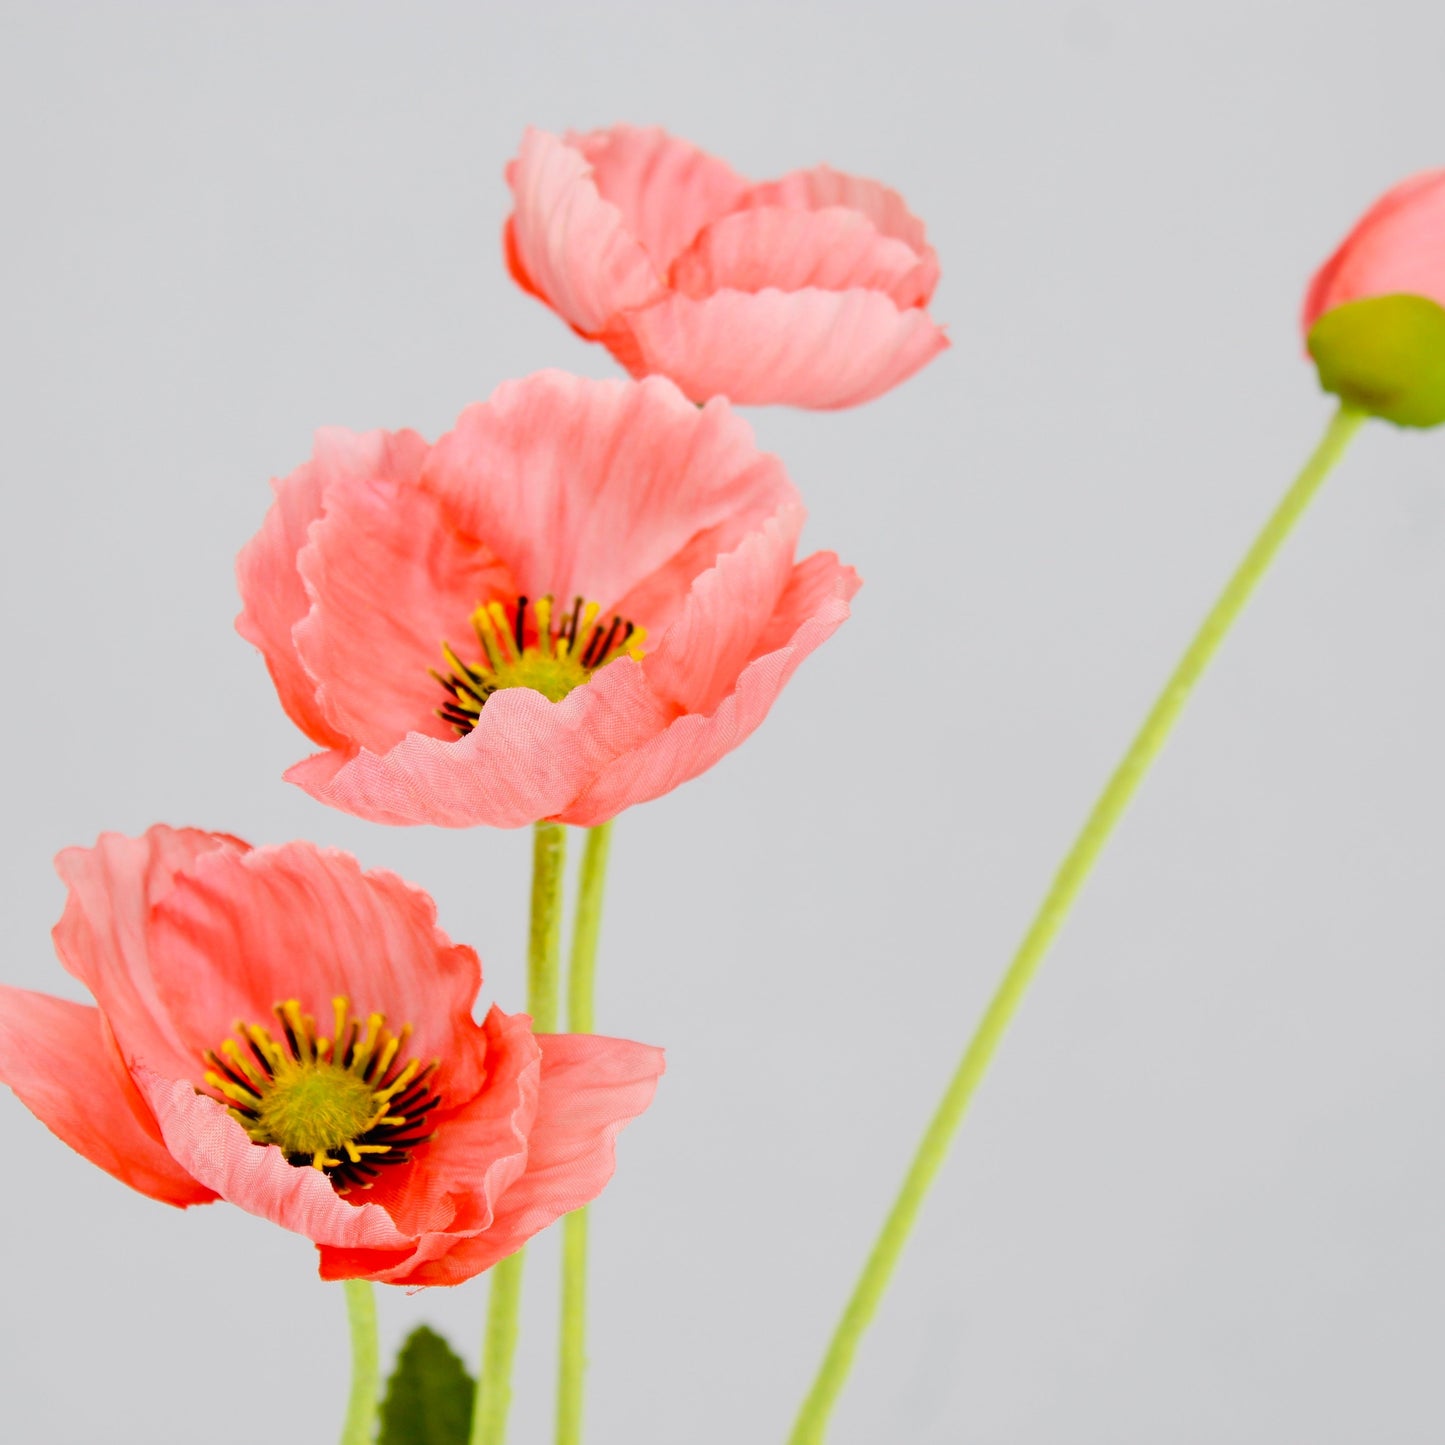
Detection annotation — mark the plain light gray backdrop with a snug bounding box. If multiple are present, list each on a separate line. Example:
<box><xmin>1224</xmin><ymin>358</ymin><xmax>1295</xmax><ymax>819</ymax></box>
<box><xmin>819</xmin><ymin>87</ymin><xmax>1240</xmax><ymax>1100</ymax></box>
<box><xmin>1</xmin><ymin>3</ymin><xmax>1442</xmax><ymax>1442</ymax></box>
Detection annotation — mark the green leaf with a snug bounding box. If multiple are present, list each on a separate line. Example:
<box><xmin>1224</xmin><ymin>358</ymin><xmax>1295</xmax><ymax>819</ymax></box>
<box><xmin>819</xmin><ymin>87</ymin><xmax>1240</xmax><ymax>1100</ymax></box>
<box><xmin>1307</xmin><ymin>293</ymin><xmax>1445</xmax><ymax>428</ymax></box>
<box><xmin>377</xmin><ymin>1325</ymin><xmax>477</xmax><ymax>1445</ymax></box>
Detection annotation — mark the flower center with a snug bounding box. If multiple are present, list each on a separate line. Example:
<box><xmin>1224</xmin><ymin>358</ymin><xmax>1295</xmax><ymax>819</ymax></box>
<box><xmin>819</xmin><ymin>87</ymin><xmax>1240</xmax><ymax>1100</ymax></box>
<box><xmin>202</xmin><ymin>999</ymin><xmax>440</xmax><ymax>1194</ymax></box>
<box><xmin>434</xmin><ymin>594</ymin><xmax>646</xmax><ymax>735</ymax></box>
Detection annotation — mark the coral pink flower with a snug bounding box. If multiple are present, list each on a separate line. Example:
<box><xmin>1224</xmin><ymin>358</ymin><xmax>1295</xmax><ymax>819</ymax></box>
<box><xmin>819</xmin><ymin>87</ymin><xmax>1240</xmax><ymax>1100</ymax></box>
<box><xmin>1302</xmin><ymin>169</ymin><xmax>1445</xmax><ymax>327</ymax></box>
<box><xmin>0</xmin><ymin>827</ymin><xmax>663</xmax><ymax>1285</ymax></box>
<box><xmin>237</xmin><ymin>370</ymin><xmax>859</xmax><ymax>829</ymax></box>
<box><xmin>504</xmin><ymin>125</ymin><xmax>947</xmax><ymax>408</ymax></box>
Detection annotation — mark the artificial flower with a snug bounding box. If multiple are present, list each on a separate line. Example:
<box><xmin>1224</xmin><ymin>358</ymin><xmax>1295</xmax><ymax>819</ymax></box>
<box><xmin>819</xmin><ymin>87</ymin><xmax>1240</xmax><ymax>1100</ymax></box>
<box><xmin>1301</xmin><ymin>169</ymin><xmax>1445</xmax><ymax>427</ymax></box>
<box><xmin>237</xmin><ymin>370</ymin><xmax>859</xmax><ymax>828</ymax></box>
<box><xmin>0</xmin><ymin>826</ymin><xmax>663</xmax><ymax>1285</ymax></box>
<box><xmin>504</xmin><ymin>125</ymin><xmax>947</xmax><ymax>408</ymax></box>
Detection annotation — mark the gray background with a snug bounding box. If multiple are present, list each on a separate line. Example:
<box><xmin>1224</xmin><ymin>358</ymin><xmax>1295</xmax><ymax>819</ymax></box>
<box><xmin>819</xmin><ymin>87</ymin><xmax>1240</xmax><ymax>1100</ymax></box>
<box><xmin>1</xmin><ymin>2</ymin><xmax>1442</xmax><ymax>1441</ymax></box>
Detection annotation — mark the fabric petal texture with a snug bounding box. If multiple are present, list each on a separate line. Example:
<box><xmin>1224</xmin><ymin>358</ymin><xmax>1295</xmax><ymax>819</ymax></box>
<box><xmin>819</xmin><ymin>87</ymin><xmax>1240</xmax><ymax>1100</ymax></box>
<box><xmin>504</xmin><ymin>127</ymin><xmax>665</xmax><ymax>337</ymax></box>
<box><xmin>503</xmin><ymin>126</ymin><xmax>946</xmax><ymax>408</ymax></box>
<box><xmin>238</xmin><ymin>371</ymin><xmax>859</xmax><ymax>828</ymax></box>
<box><xmin>0</xmin><ymin>828</ymin><xmax>663</xmax><ymax>1285</ymax></box>
<box><xmin>0</xmin><ymin>989</ymin><xmax>213</xmax><ymax>1207</ymax></box>
<box><xmin>609</xmin><ymin>288</ymin><xmax>950</xmax><ymax>410</ymax></box>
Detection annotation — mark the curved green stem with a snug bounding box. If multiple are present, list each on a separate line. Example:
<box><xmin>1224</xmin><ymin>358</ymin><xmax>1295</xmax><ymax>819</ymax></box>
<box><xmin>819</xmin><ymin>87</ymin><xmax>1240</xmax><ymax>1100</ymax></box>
<box><xmin>471</xmin><ymin>821</ymin><xmax>569</xmax><ymax>1445</ymax></box>
<box><xmin>340</xmin><ymin>1279</ymin><xmax>379</xmax><ymax>1445</ymax></box>
<box><xmin>788</xmin><ymin>403</ymin><xmax>1367</xmax><ymax>1445</ymax></box>
<box><xmin>557</xmin><ymin>822</ymin><xmax>614</xmax><ymax>1445</ymax></box>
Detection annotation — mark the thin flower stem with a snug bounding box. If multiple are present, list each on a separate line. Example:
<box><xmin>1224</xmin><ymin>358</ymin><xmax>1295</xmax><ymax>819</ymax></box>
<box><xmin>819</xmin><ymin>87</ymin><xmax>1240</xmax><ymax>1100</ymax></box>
<box><xmin>471</xmin><ymin>821</ymin><xmax>569</xmax><ymax>1445</ymax></box>
<box><xmin>339</xmin><ymin>1279</ymin><xmax>379</xmax><ymax>1445</ymax></box>
<box><xmin>557</xmin><ymin>821</ymin><xmax>614</xmax><ymax>1445</ymax></box>
<box><xmin>788</xmin><ymin>402</ymin><xmax>1367</xmax><ymax>1445</ymax></box>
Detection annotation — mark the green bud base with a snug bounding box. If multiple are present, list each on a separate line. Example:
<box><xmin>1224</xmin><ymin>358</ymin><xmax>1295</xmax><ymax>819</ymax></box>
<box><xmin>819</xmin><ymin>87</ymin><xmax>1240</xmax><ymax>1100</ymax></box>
<box><xmin>1307</xmin><ymin>293</ymin><xmax>1445</xmax><ymax>429</ymax></box>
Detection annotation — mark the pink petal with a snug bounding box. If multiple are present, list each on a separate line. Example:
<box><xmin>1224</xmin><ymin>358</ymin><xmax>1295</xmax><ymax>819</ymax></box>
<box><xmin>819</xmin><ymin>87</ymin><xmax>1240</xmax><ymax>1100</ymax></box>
<box><xmin>423</xmin><ymin>372</ymin><xmax>796</xmax><ymax>638</ymax></box>
<box><xmin>643</xmin><ymin>505</ymin><xmax>804</xmax><ymax>716</ymax></box>
<box><xmin>293</xmin><ymin>475</ymin><xmax>515</xmax><ymax>754</ymax></box>
<box><xmin>0</xmin><ymin>989</ymin><xmax>213</xmax><ymax>1207</ymax></box>
<box><xmin>145</xmin><ymin>842</ymin><xmax>488</xmax><ymax>1100</ymax></box>
<box><xmin>286</xmin><ymin>651</ymin><xmax>674</xmax><ymax>828</ymax></box>
<box><xmin>563</xmin><ymin>552</ymin><xmax>860</xmax><ymax>825</ymax></box>
<box><xmin>1302</xmin><ymin>169</ymin><xmax>1445</xmax><ymax>330</ymax></box>
<box><xmin>670</xmin><ymin>205</ymin><xmax>935</xmax><ymax>309</ymax></box>
<box><xmin>52</xmin><ymin>827</ymin><xmax>248</xmax><ymax>1081</ymax></box>
<box><xmin>236</xmin><ymin>428</ymin><xmax>429</xmax><ymax>749</ymax></box>
<box><xmin>140</xmin><ymin>1071</ymin><xmax>413</xmax><ymax>1251</ymax></box>
<box><xmin>504</xmin><ymin>128</ymin><xmax>664</xmax><ymax>336</ymax></box>
<box><xmin>748</xmin><ymin>162</ymin><xmax>934</xmax><ymax>257</ymax></box>
<box><xmin>321</xmin><ymin>1006</ymin><xmax>542</xmax><ymax>1258</ymax></box>
<box><xmin>566</xmin><ymin>124</ymin><xmax>751</xmax><ymax>270</ymax></box>
<box><xmin>335</xmin><ymin>1032</ymin><xmax>664</xmax><ymax>1286</ymax></box>
<box><xmin>609</xmin><ymin>289</ymin><xmax>950</xmax><ymax>408</ymax></box>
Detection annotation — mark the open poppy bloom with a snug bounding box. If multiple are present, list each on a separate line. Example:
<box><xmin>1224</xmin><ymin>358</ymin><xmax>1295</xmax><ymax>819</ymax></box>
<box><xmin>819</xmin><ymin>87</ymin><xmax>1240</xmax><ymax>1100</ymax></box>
<box><xmin>0</xmin><ymin>827</ymin><xmax>663</xmax><ymax>1285</ymax></box>
<box><xmin>504</xmin><ymin>125</ymin><xmax>947</xmax><ymax>408</ymax></box>
<box><xmin>237</xmin><ymin>370</ymin><xmax>860</xmax><ymax>829</ymax></box>
<box><xmin>1301</xmin><ymin>169</ymin><xmax>1445</xmax><ymax>427</ymax></box>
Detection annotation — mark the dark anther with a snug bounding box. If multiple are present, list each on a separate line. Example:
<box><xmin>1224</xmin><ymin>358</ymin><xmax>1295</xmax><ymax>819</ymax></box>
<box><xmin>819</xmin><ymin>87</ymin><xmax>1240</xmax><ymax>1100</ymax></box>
<box><xmin>513</xmin><ymin>597</ymin><xmax>528</xmax><ymax>652</ymax></box>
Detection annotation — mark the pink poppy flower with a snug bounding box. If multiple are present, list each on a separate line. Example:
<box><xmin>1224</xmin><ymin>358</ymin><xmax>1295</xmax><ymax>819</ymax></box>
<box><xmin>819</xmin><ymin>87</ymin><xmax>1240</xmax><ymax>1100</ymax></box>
<box><xmin>0</xmin><ymin>827</ymin><xmax>663</xmax><ymax>1285</ymax></box>
<box><xmin>1301</xmin><ymin>170</ymin><xmax>1445</xmax><ymax>427</ymax></box>
<box><xmin>503</xmin><ymin>125</ymin><xmax>948</xmax><ymax>408</ymax></box>
<box><xmin>237</xmin><ymin>370</ymin><xmax>860</xmax><ymax>829</ymax></box>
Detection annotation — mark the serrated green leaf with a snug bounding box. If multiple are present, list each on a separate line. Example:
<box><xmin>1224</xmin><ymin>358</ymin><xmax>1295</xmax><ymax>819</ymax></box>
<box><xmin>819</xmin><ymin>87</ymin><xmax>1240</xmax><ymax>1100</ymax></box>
<box><xmin>1308</xmin><ymin>293</ymin><xmax>1445</xmax><ymax>428</ymax></box>
<box><xmin>377</xmin><ymin>1324</ymin><xmax>476</xmax><ymax>1445</ymax></box>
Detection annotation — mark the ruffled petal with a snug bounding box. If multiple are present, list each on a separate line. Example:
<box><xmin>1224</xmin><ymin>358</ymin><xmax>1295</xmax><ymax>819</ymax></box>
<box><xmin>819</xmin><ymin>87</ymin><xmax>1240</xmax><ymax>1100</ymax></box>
<box><xmin>642</xmin><ymin>505</ymin><xmax>804</xmax><ymax>716</ymax></box>
<box><xmin>319</xmin><ymin>1006</ymin><xmax>542</xmax><ymax>1262</ymax></box>
<box><xmin>293</xmin><ymin>475</ymin><xmax>515</xmax><ymax>754</ymax></box>
<box><xmin>52</xmin><ymin>827</ymin><xmax>248</xmax><ymax>1080</ymax></box>
<box><xmin>608</xmin><ymin>289</ymin><xmax>949</xmax><ymax>408</ymax></box>
<box><xmin>146</xmin><ymin>842</ymin><xmax>487</xmax><ymax>1100</ymax></box>
<box><xmin>286</xmin><ymin>651</ymin><xmax>674</xmax><ymax>828</ymax></box>
<box><xmin>563</xmin><ymin>552</ymin><xmax>860</xmax><ymax>825</ymax></box>
<box><xmin>140</xmin><ymin>1071</ymin><xmax>413</xmax><ymax>1251</ymax></box>
<box><xmin>670</xmin><ymin>205</ymin><xmax>934</xmax><ymax>309</ymax></box>
<box><xmin>747</xmin><ymin>163</ymin><xmax>935</xmax><ymax>259</ymax></box>
<box><xmin>0</xmin><ymin>989</ymin><xmax>213</xmax><ymax>1207</ymax></box>
<box><xmin>422</xmin><ymin>372</ymin><xmax>795</xmax><ymax>637</ymax></box>
<box><xmin>325</xmin><ymin>1031</ymin><xmax>663</xmax><ymax>1286</ymax></box>
<box><xmin>236</xmin><ymin>428</ymin><xmax>429</xmax><ymax>749</ymax></box>
<box><xmin>1302</xmin><ymin>169</ymin><xmax>1445</xmax><ymax>329</ymax></box>
<box><xmin>504</xmin><ymin>127</ymin><xmax>664</xmax><ymax>336</ymax></box>
<box><xmin>567</xmin><ymin>124</ymin><xmax>750</xmax><ymax>269</ymax></box>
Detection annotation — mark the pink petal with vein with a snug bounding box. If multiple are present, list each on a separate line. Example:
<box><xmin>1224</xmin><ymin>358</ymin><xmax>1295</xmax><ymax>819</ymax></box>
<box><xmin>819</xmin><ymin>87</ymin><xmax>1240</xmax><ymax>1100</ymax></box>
<box><xmin>423</xmin><ymin>372</ymin><xmax>794</xmax><ymax>634</ymax></box>
<box><xmin>147</xmin><ymin>842</ymin><xmax>488</xmax><ymax>1099</ymax></box>
<box><xmin>671</xmin><ymin>205</ymin><xmax>934</xmax><ymax>309</ymax></box>
<box><xmin>287</xmin><ymin>654</ymin><xmax>673</xmax><ymax>828</ymax></box>
<box><xmin>142</xmin><ymin>1072</ymin><xmax>413</xmax><ymax>1251</ymax></box>
<box><xmin>504</xmin><ymin>127</ymin><xmax>664</xmax><ymax>336</ymax></box>
<box><xmin>52</xmin><ymin>827</ymin><xmax>249</xmax><ymax>1080</ymax></box>
<box><xmin>643</xmin><ymin>505</ymin><xmax>804</xmax><ymax>716</ymax></box>
<box><xmin>611</xmin><ymin>288</ymin><xmax>950</xmax><ymax>408</ymax></box>
<box><xmin>294</xmin><ymin>476</ymin><xmax>514</xmax><ymax>753</ymax></box>
<box><xmin>563</xmin><ymin>552</ymin><xmax>860</xmax><ymax>824</ymax></box>
<box><xmin>236</xmin><ymin>428</ymin><xmax>429</xmax><ymax>748</ymax></box>
<box><xmin>567</xmin><ymin>124</ymin><xmax>750</xmax><ymax>269</ymax></box>
<box><xmin>329</xmin><ymin>1031</ymin><xmax>663</xmax><ymax>1286</ymax></box>
<box><xmin>0</xmin><ymin>989</ymin><xmax>213</xmax><ymax>1207</ymax></box>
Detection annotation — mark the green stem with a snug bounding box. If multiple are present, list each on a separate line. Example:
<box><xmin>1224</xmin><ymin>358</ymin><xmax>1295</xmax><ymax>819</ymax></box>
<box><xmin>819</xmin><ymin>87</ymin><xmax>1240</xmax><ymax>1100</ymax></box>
<box><xmin>470</xmin><ymin>820</ymin><xmax>569</xmax><ymax>1445</ymax></box>
<box><xmin>788</xmin><ymin>402</ymin><xmax>1367</xmax><ymax>1445</ymax></box>
<box><xmin>557</xmin><ymin>822</ymin><xmax>614</xmax><ymax>1445</ymax></box>
<box><xmin>340</xmin><ymin>1279</ymin><xmax>379</xmax><ymax>1445</ymax></box>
